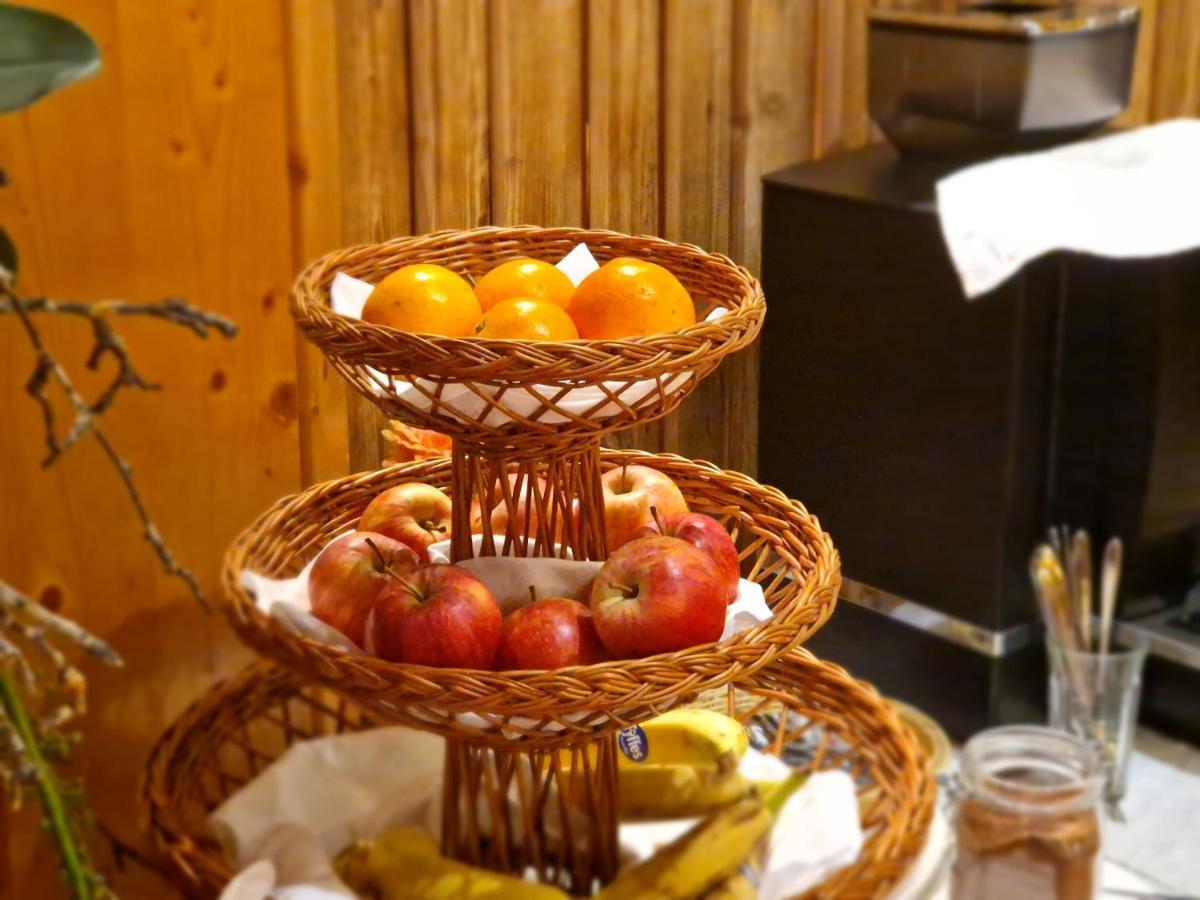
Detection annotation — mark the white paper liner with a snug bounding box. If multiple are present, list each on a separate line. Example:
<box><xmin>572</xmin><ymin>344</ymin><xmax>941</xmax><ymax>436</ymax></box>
<box><xmin>212</xmin><ymin>728</ymin><xmax>864</xmax><ymax>900</ymax></box>
<box><xmin>329</xmin><ymin>244</ymin><xmax>727</xmax><ymax>428</ymax></box>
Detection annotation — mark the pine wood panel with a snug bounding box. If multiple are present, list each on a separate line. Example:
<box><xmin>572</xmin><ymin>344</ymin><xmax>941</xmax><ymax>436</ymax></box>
<box><xmin>1152</xmin><ymin>0</ymin><xmax>1200</xmax><ymax>119</ymax></box>
<box><xmin>286</xmin><ymin>0</ymin><xmax>350</xmax><ymax>485</ymax></box>
<box><xmin>336</xmin><ymin>0</ymin><xmax>413</xmax><ymax>471</ymax></box>
<box><xmin>1116</xmin><ymin>0</ymin><xmax>1162</xmax><ymax>126</ymax></box>
<box><xmin>409</xmin><ymin>0</ymin><xmax>491</xmax><ymax>231</ymax></box>
<box><xmin>488</xmin><ymin>0</ymin><xmax>585</xmax><ymax>226</ymax></box>
<box><xmin>588</xmin><ymin>0</ymin><xmax>663</xmax><ymax>453</ymax></box>
<box><xmin>0</xmin><ymin>0</ymin><xmax>297</xmax><ymax>894</ymax></box>
<box><xmin>660</xmin><ymin>0</ymin><xmax>735</xmax><ymax>468</ymax></box>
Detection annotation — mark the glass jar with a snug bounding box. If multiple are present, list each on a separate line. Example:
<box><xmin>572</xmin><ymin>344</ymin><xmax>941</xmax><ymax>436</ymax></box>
<box><xmin>953</xmin><ymin>725</ymin><xmax>1103</xmax><ymax>900</ymax></box>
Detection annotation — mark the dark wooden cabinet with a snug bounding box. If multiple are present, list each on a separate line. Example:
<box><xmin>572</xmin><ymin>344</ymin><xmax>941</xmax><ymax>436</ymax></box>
<box><xmin>760</xmin><ymin>145</ymin><xmax>1200</xmax><ymax>740</ymax></box>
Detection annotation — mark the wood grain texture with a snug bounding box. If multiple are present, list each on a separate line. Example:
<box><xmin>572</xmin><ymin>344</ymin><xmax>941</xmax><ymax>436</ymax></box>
<box><xmin>333</xmin><ymin>0</ymin><xmax>414</xmax><ymax>471</ymax></box>
<box><xmin>723</xmin><ymin>0</ymin><xmax>824</xmax><ymax>478</ymax></box>
<box><xmin>588</xmin><ymin>0</ymin><xmax>663</xmax><ymax>454</ymax></box>
<box><xmin>813</xmin><ymin>0</ymin><xmax>872</xmax><ymax>157</ymax></box>
<box><xmin>731</xmin><ymin>0</ymin><xmax>819</xmax><ymax>275</ymax></box>
<box><xmin>0</xmin><ymin>0</ymin><xmax>292</xmax><ymax>893</ymax></box>
<box><xmin>489</xmin><ymin>0</ymin><xmax>585</xmax><ymax>225</ymax></box>
<box><xmin>410</xmin><ymin>0</ymin><xmax>491</xmax><ymax>231</ymax></box>
<box><xmin>660</xmin><ymin>0</ymin><xmax>737</xmax><ymax>468</ymax></box>
<box><xmin>1152</xmin><ymin>0</ymin><xmax>1200</xmax><ymax>119</ymax></box>
<box><xmin>1114</xmin><ymin>0</ymin><xmax>1161</xmax><ymax>126</ymax></box>
<box><xmin>286</xmin><ymin>0</ymin><xmax>350</xmax><ymax>485</ymax></box>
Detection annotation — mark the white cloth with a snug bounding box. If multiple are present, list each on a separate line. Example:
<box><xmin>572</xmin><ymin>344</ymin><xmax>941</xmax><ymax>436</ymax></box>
<box><xmin>937</xmin><ymin>119</ymin><xmax>1200</xmax><ymax>298</ymax></box>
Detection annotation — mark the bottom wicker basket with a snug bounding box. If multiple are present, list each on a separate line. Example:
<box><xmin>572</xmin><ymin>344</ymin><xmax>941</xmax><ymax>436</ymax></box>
<box><xmin>142</xmin><ymin>652</ymin><xmax>934</xmax><ymax>899</ymax></box>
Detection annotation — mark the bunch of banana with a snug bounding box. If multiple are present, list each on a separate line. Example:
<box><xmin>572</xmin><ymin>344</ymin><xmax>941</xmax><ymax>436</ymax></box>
<box><xmin>334</xmin><ymin>826</ymin><xmax>568</xmax><ymax>900</ymax></box>
<box><xmin>596</xmin><ymin>773</ymin><xmax>807</xmax><ymax>900</ymax></box>
<box><xmin>617</xmin><ymin>709</ymin><xmax>756</xmax><ymax>820</ymax></box>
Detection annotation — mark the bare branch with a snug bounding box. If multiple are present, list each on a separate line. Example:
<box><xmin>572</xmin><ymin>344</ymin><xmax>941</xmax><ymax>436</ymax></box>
<box><xmin>84</xmin><ymin>312</ymin><xmax>160</xmax><ymax>416</ymax></box>
<box><xmin>0</xmin><ymin>269</ymin><xmax>236</xmax><ymax>895</ymax></box>
<box><xmin>0</xmin><ymin>295</ymin><xmax>237</xmax><ymax>339</ymax></box>
<box><xmin>0</xmin><ymin>581</ymin><xmax>121</xmax><ymax>667</ymax></box>
<box><xmin>1</xmin><ymin>277</ymin><xmax>220</xmax><ymax>607</ymax></box>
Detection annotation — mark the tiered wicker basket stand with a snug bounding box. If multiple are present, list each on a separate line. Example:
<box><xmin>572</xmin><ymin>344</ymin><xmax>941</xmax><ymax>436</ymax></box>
<box><xmin>143</xmin><ymin>226</ymin><xmax>934</xmax><ymax>898</ymax></box>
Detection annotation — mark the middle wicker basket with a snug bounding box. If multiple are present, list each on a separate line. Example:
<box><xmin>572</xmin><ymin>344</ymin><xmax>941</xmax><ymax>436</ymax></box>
<box><xmin>220</xmin><ymin>450</ymin><xmax>840</xmax><ymax>746</ymax></box>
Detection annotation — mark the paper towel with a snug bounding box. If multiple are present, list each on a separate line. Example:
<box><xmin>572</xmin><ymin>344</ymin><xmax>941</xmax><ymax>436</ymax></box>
<box><xmin>937</xmin><ymin>119</ymin><xmax>1200</xmax><ymax>298</ymax></box>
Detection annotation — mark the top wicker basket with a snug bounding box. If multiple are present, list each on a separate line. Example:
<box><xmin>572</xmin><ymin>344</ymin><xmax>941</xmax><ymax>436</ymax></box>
<box><xmin>291</xmin><ymin>226</ymin><xmax>765</xmax><ymax>441</ymax></box>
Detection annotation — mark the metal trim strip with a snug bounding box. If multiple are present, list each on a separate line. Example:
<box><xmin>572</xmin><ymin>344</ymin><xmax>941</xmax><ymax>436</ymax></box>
<box><xmin>840</xmin><ymin>578</ymin><xmax>1039</xmax><ymax>658</ymax></box>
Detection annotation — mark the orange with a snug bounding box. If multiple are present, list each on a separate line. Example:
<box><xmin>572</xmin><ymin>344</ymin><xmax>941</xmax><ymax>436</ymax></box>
<box><xmin>474</xmin><ymin>258</ymin><xmax>575</xmax><ymax>311</ymax></box>
<box><xmin>565</xmin><ymin>257</ymin><xmax>696</xmax><ymax>339</ymax></box>
<box><xmin>473</xmin><ymin>297</ymin><xmax>580</xmax><ymax>341</ymax></box>
<box><xmin>361</xmin><ymin>264</ymin><xmax>481</xmax><ymax>336</ymax></box>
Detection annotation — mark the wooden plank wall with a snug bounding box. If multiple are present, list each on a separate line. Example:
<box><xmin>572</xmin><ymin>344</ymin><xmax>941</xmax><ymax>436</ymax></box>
<box><xmin>0</xmin><ymin>1</ymin><xmax>1197</xmax><ymax>895</ymax></box>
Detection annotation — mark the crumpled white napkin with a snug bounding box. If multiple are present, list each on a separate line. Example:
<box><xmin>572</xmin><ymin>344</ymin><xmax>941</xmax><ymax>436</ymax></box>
<box><xmin>212</xmin><ymin>728</ymin><xmax>446</xmax><ymax>900</ymax></box>
<box><xmin>936</xmin><ymin>119</ymin><xmax>1200</xmax><ymax>298</ymax></box>
<box><xmin>330</xmin><ymin>243</ymin><xmax>726</xmax><ymax>427</ymax></box>
<box><xmin>213</xmin><ymin>730</ymin><xmax>865</xmax><ymax>900</ymax></box>
<box><xmin>760</xmin><ymin>770</ymin><xmax>863</xmax><ymax>899</ymax></box>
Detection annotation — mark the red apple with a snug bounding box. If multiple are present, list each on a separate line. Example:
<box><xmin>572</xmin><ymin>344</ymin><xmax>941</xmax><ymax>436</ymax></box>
<box><xmin>636</xmin><ymin>512</ymin><xmax>740</xmax><ymax>605</ymax></box>
<box><xmin>365</xmin><ymin>564</ymin><xmax>501</xmax><ymax>668</ymax></box>
<box><xmin>601</xmin><ymin>465</ymin><xmax>688</xmax><ymax>551</ymax></box>
<box><xmin>590</xmin><ymin>536</ymin><xmax>726</xmax><ymax>658</ymax></box>
<box><xmin>308</xmin><ymin>532</ymin><xmax>419</xmax><ymax>646</ymax></box>
<box><xmin>359</xmin><ymin>482</ymin><xmax>452</xmax><ymax>562</ymax></box>
<box><xmin>496</xmin><ymin>597</ymin><xmax>611</xmax><ymax>670</ymax></box>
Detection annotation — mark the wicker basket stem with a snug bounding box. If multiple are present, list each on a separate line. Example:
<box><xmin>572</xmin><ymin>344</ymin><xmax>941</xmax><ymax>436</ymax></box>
<box><xmin>449</xmin><ymin>437</ymin><xmax>606</xmax><ymax>562</ymax></box>
<box><xmin>441</xmin><ymin>735</ymin><xmax>620</xmax><ymax>893</ymax></box>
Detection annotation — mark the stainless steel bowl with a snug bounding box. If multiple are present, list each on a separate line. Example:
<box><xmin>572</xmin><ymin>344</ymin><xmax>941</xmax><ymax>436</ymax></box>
<box><xmin>869</xmin><ymin>2</ymin><xmax>1140</xmax><ymax>159</ymax></box>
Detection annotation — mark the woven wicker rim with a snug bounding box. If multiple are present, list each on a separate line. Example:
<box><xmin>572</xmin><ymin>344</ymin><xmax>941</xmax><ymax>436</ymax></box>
<box><xmin>141</xmin><ymin>654</ymin><xmax>936</xmax><ymax>899</ymax></box>
<box><xmin>290</xmin><ymin>225</ymin><xmax>766</xmax><ymax>382</ymax></box>
<box><xmin>217</xmin><ymin>450</ymin><xmax>840</xmax><ymax>738</ymax></box>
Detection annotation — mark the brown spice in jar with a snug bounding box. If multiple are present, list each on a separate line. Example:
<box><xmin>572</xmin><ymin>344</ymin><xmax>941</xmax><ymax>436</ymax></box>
<box><xmin>954</xmin><ymin>779</ymin><xmax>1101</xmax><ymax>900</ymax></box>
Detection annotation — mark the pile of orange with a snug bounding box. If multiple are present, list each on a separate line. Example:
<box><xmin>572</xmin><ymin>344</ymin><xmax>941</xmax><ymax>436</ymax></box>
<box><xmin>360</xmin><ymin>255</ymin><xmax>697</xmax><ymax>341</ymax></box>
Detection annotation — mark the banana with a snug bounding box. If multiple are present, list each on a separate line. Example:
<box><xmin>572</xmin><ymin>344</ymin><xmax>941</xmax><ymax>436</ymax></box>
<box><xmin>618</xmin><ymin>764</ymin><xmax>755</xmax><ymax>820</ymax></box>
<box><xmin>335</xmin><ymin>825</ymin><xmax>568</xmax><ymax>900</ymax></box>
<box><xmin>617</xmin><ymin>709</ymin><xmax>749</xmax><ymax>772</ymax></box>
<box><xmin>595</xmin><ymin>797</ymin><xmax>772</xmax><ymax>900</ymax></box>
<box><xmin>702</xmin><ymin>871</ymin><xmax>759</xmax><ymax>900</ymax></box>
<box><xmin>598</xmin><ymin>769</ymin><xmax>810</xmax><ymax>900</ymax></box>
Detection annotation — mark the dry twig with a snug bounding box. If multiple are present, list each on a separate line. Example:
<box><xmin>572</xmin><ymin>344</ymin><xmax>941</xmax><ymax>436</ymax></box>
<box><xmin>0</xmin><ymin>266</ymin><xmax>237</xmax><ymax>898</ymax></box>
<box><xmin>0</xmin><ymin>272</ymin><xmax>237</xmax><ymax>606</ymax></box>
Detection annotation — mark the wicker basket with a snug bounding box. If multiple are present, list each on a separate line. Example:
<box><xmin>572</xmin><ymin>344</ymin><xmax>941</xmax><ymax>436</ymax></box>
<box><xmin>219</xmin><ymin>450</ymin><xmax>839</xmax><ymax>747</ymax></box>
<box><xmin>290</xmin><ymin>225</ymin><xmax>765</xmax><ymax>442</ymax></box>
<box><xmin>143</xmin><ymin>654</ymin><xmax>935</xmax><ymax>899</ymax></box>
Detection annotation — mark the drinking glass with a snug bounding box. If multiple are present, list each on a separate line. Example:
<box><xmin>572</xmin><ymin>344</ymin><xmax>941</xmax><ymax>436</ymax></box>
<box><xmin>1046</xmin><ymin>636</ymin><xmax>1147</xmax><ymax>806</ymax></box>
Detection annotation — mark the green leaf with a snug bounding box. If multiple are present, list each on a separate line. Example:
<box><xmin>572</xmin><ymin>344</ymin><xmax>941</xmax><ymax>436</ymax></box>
<box><xmin>0</xmin><ymin>225</ymin><xmax>16</xmax><ymax>278</ymax></box>
<box><xmin>0</xmin><ymin>4</ymin><xmax>100</xmax><ymax>113</ymax></box>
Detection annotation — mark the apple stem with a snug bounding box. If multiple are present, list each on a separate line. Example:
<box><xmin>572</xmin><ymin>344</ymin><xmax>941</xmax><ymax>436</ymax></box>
<box><xmin>528</xmin><ymin>584</ymin><xmax>538</xmax><ymax>605</ymax></box>
<box><xmin>363</xmin><ymin>536</ymin><xmax>400</xmax><ymax>580</ymax></box>
<box><xmin>614</xmin><ymin>583</ymin><xmax>638</xmax><ymax>600</ymax></box>
<box><xmin>650</xmin><ymin>505</ymin><xmax>665</xmax><ymax>535</ymax></box>
<box><xmin>621</xmin><ymin>461</ymin><xmax>628</xmax><ymax>488</ymax></box>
